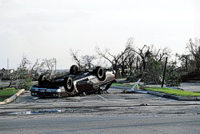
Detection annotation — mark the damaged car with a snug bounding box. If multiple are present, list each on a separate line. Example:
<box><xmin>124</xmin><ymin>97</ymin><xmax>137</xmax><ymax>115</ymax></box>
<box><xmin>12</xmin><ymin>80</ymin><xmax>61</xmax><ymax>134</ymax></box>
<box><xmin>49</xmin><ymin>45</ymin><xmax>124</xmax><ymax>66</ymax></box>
<box><xmin>30</xmin><ymin>65</ymin><xmax>116</xmax><ymax>98</ymax></box>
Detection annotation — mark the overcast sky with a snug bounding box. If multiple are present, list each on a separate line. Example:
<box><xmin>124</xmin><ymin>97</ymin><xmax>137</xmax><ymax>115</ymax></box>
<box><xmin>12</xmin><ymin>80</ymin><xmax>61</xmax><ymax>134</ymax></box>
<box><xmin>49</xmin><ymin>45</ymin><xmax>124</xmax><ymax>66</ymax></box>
<box><xmin>0</xmin><ymin>0</ymin><xmax>199</xmax><ymax>69</ymax></box>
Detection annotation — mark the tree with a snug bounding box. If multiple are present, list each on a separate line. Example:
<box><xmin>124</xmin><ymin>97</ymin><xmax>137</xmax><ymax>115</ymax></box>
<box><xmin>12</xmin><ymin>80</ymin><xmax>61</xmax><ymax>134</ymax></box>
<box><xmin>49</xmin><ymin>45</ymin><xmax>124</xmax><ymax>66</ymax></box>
<box><xmin>130</xmin><ymin>44</ymin><xmax>170</xmax><ymax>84</ymax></box>
<box><xmin>118</xmin><ymin>40</ymin><xmax>136</xmax><ymax>76</ymax></box>
<box><xmin>81</xmin><ymin>55</ymin><xmax>96</xmax><ymax>69</ymax></box>
<box><xmin>70</xmin><ymin>49</ymin><xmax>96</xmax><ymax>69</ymax></box>
<box><xmin>165</xmin><ymin>61</ymin><xmax>181</xmax><ymax>87</ymax></box>
<box><xmin>132</xmin><ymin>45</ymin><xmax>152</xmax><ymax>71</ymax></box>
<box><xmin>70</xmin><ymin>49</ymin><xmax>82</xmax><ymax>67</ymax></box>
<box><xmin>16</xmin><ymin>57</ymin><xmax>30</xmax><ymax>79</ymax></box>
<box><xmin>40</xmin><ymin>58</ymin><xmax>56</xmax><ymax>78</ymax></box>
<box><xmin>176</xmin><ymin>54</ymin><xmax>190</xmax><ymax>72</ymax></box>
<box><xmin>29</xmin><ymin>59</ymin><xmax>40</xmax><ymax>79</ymax></box>
<box><xmin>133</xmin><ymin>44</ymin><xmax>169</xmax><ymax>72</ymax></box>
<box><xmin>15</xmin><ymin>57</ymin><xmax>32</xmax><ymax>90</ymax></box>
<box><xmin>95</xmin><ymin>38</ymin><xmax>137</xmax><ymax>77</ymax></box>
<box><xmin>96</xmin><ymin>46</ymin><xmax>130</xmax><ymax>77</ymax></box>
<box><xmin>187</xmin><ymin>38</ymin><xmax>200</xmax><ymax>72</ymax></box>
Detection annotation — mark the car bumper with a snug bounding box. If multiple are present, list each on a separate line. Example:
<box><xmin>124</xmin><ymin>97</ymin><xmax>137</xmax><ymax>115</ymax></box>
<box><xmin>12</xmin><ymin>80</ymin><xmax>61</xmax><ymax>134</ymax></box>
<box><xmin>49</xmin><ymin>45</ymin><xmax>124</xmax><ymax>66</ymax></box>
<box><xmin>30</xmin><ymin>86</ymin><xmax>65</xmax><ymax>97</ymax></box>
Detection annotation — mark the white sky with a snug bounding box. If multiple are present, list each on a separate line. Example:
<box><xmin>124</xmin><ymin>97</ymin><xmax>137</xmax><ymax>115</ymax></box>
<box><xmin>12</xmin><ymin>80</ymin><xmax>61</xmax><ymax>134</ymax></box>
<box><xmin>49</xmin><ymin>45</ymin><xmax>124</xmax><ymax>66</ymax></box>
<box><xmin>0</xmin><ymin>0</ymin><xmax>199</xmax><ymax>69</ymax></box>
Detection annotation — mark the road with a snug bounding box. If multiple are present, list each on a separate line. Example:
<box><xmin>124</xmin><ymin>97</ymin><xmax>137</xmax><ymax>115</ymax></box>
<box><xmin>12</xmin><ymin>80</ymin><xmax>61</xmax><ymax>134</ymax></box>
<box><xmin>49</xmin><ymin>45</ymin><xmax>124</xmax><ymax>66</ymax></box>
<box><xmin>180</xmin><ymin>82</ymin><xmax>200</xmax><ymax>92</ymax></box>
<box><xmin>0</xmin><ymin>83</ymin><xmax>200</xmax><ymax>134</ymax></box>
<box><xmin>0</xmin><ymin>115</ymin><xmax>200</xmax><ymax>134</ymax></box>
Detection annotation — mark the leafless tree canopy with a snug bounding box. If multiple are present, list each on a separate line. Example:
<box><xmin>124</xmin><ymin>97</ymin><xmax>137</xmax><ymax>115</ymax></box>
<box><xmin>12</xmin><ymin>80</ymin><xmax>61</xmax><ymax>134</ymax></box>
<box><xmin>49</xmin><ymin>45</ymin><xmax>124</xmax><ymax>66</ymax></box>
<box><xmin>95</xmin><ymin>38</ymin><xmax>170</xmax><ymax>79</ymax></box>
<box><xmin>187</xmin><ymin>38</ymin><xmax>200</xmax><ymax>71</ymax></box>
<box><xmin>70</xmin><ymin>49</ymin><xmax>96</xmax><ymax>69</ymax></box>
<box><xmin>70</xmin><ymin>49</ymin><xmax>82</xmax><ymax>67</ymax></box>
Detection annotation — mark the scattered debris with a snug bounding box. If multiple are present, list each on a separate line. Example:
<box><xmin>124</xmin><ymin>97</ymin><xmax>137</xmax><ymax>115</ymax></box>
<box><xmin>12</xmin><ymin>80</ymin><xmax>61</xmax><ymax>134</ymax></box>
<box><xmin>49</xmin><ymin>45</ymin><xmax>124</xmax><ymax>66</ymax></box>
<box><xmin>139</xmin><ymin>103</ymin><xmax>148</xmax><ymax>106</ymax></box>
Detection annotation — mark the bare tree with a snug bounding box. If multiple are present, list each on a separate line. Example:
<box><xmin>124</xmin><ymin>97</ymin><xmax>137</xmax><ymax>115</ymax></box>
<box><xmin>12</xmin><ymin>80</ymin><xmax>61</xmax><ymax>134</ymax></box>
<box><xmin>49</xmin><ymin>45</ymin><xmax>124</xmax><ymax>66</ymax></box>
<box><xmin>81</xmin><ymin>55</ymin><xmax>96</xmax><ymax>69</ymax></box>
<box><xmin>152</xmin><ymin>47</ymin><xmax>169</xmax><ymax>62</ymax></box>
<box><xmin>70</xmin><ymin>49</ymin><xmax>96</xmax><ymax>69</ymax></box>
<box><xmin>40</xmin><ymin>58</ymin><xmax>56</xmax><ymax>78</ymax></box>
<box><xmin>96</xmin><ymin>38</ymin><xmax>136</xmax><ymax>77</ymax></box>
<box><xmin>70</xmin><ymin>49</ymin><xmax>82</xmax><ymax>67</ymax></box>
<box><xmin>187</xmin><ymin>38</ymin><xmax>200</xmax><ymax>71</ymax></box>
<box><xmin>132</xmin><ymin>44</ymin><xmax>169</xmax><ymax>72</ymax></box>
<box><xmin>132</xmin><ymin>45</ymin><xmax>152</xmax><ymax>71</ymax></box>
<box><xmin>95</xmin><ymin>46</ymin><xmax>128</xmax><ymax>76</ymax></box>
<box><xmin>29</xmin><ymin>59</ymin><xmax>39</xmax><ymax>78</ymax></box>
<box><xmin>16</xmin><ymin>56</ymin><xmax>30</xmax><ymax>79</ymax></box>
<box><xmin>118</xmin><ymin>41</ymin><xmax>136</xmax><ymax>76</ymax></box>
<box><xmin>176</xmin><ymin>54</ymin><xmax>190</xmax><ymax>72</ymax></box>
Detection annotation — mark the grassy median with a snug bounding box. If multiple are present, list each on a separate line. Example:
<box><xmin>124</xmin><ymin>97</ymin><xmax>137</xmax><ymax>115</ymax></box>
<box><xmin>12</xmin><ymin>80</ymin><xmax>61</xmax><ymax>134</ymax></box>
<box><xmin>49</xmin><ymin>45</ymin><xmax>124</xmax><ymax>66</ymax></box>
<box><xmin>144</xmin><ymin>87</ymin><xmax>200</xmax><ymax>97</ymax></box>
<box><xmin>112</xmin><ymin>83</ymin><xmax>134</xmax><ymax>87</ymax></box>
<box><xmin>112</xmin><ymin>83</ymin><xmax>200</xmax><ymax>97</ymax></box>
<box><xmin>0</xmin><ymin>88</ymin><xmax>20</xmax><ymax>101</ymax></box>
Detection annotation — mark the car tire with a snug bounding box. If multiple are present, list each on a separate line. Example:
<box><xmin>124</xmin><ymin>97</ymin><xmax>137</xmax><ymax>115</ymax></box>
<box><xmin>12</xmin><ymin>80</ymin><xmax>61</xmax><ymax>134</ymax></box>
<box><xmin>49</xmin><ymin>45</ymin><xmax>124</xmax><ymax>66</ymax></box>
<box><xmin>64</xmin><ymin>77</ymin><xmax>74</xmax><ymax>92</ymax></box>
<box><xmin>64</xmin><ymin>77</ymin><xmax>77</xmax><ymax>96</ymax></box>
<box><xmin>70</xmin><ymin>65</ymin><xmax>79</xmax><ymax>75</ymax></box>
<box><xmin>94</xmin><ymin>66</ymin><xmax>106</xmax><ymax>81</ymax></box>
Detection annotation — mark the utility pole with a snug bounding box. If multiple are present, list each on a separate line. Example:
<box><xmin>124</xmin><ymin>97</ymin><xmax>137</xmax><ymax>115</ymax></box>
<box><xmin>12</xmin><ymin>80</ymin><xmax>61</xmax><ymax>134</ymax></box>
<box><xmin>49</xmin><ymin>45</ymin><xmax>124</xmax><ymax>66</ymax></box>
<box><xmin>54</xmin><ymin>58</ymin><xmax>57</xmax><ymax>74</ymax></box>
<box><xmin>7</xmin><ymin>58</ymin><xmax>9</xmax><ymax>70</ymax></box>
<box><xmin>7</xmin><ymin>58</ymin><xmax>9</xmax><ymax>75</ymax></box>
<box><xmin>161</xmin><ymin>57</ymin><xmax>168</xmax><ymax>88</ymax></box>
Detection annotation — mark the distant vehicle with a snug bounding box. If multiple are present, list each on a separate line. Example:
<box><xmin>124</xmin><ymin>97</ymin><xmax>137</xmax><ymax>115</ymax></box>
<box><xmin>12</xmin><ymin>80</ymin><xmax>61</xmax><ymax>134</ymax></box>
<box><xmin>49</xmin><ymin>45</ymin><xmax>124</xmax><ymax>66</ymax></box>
<box><xmin>30</xmin><ymin>65</ymin><xmax>116</xmax><ymax>98</ymax></box>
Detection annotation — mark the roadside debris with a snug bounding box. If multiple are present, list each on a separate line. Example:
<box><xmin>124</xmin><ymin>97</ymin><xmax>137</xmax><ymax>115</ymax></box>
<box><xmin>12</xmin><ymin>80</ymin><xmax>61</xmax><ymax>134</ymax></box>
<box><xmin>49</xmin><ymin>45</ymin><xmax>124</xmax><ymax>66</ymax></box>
<box><xmin>139</xmin><ymin>103</ymin><xmax>148</xmax><ymax>106</ymax></box>
<box><xmin>122</xmin><ymin>79</ymin><xmax>141</xmax><ymax>93</ymax></box>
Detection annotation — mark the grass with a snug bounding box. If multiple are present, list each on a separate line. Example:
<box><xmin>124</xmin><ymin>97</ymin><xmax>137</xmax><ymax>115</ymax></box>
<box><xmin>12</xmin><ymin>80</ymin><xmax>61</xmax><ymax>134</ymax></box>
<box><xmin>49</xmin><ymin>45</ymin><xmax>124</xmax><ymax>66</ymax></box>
<box><xmin>112</xmin><ymin>83</ymin><xmax>200</xmax><ymax>97</ymax></box>
<box><xmin>112</xmin><ymin>83</ymin><xmax>134</xmax><ymax>87</ymax></box>
<box><xmin>144</xmin><ymin>87</ymin><xmax>200</xmax><ymax>97</ymax></box>
<box><xmin>0</xmin><ymin>88</ymin><xmax>20</xmax><ymax>101</ymax></box>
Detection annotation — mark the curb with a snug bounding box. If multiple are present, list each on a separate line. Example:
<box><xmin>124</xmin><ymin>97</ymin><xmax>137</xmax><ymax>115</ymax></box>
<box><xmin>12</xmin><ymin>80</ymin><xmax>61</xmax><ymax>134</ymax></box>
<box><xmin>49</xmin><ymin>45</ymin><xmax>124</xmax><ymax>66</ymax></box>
<box><xmin>110</xmin><ymin>85</ymin><xmax>200</xmax><ymax>101</ymax></box>
<box><xmin>147</xmin><ymin>90</ymin><xmax>200</xmax><ymax>101</ymax></box>
<box><xmin>0</xmin><ymin>89</ymin><xmax>25</xmax><ymax>105</ymax></box>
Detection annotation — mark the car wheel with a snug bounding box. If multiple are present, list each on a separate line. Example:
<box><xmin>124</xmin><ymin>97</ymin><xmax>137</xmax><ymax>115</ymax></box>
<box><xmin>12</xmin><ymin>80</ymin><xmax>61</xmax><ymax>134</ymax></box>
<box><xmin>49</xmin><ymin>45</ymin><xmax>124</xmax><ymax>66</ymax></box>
<box><xmin>64</xmin><ymin>77</ymin><xmax>74</xmax><ymax>92</ymax></box>
<box><xmin>70</xmin><ymin>65</ymin><xmax>79</xmax><ymax>75</ymax></box>
<box><xmin>64</xmin><ymin>77</ymin><xmax>78</xmax><ymax>96</ymax></box>
<box><xmin>94</xmin><ymin>66</ymin><xmax>106</xmax><ymax>81</ymax></box>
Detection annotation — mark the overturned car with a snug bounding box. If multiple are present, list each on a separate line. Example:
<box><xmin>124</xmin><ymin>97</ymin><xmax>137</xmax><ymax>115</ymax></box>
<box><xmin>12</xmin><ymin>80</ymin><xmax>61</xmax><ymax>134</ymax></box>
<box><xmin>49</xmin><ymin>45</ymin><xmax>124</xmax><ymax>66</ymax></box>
<box><xmin>30</xmin><ymin>65</ymin><xmax>116</xmax><ymax>98</ymax></box>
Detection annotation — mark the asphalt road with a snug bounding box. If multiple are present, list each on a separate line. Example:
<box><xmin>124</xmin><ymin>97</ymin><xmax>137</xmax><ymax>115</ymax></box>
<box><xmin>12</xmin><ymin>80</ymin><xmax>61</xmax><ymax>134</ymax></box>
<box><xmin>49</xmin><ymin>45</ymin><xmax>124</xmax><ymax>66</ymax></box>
<box><xmin>180</xmin><ymin>82</ymin><xmax>200</xmax><ymax>92</ymax></box>
<box><xmin>0</xmin><ymin>115</ymin><xmax>200</xmax><ymax>134</ymax></box>
<box><xmin>0</xmin><ymin>83</ymin><xmax>200</xmax><ymax>134</ymax></box>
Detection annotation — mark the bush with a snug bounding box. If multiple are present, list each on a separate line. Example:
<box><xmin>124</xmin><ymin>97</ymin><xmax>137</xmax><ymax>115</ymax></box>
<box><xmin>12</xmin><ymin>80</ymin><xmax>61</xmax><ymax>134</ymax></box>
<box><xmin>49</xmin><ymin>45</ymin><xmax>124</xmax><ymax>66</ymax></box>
<box><xmin>143</xmin><ymin>58</ymin><xmax>163</xmax><ymax>84</ymax></box>
<box><xmin>16</xmin><ymin>78</ymin><xmax>32</xmax><ymax>90</ymax></box>
<box><xmin>165</xmin><ymin>62</ymin><xmax>181</xmax><ymax>87</ymax></box>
